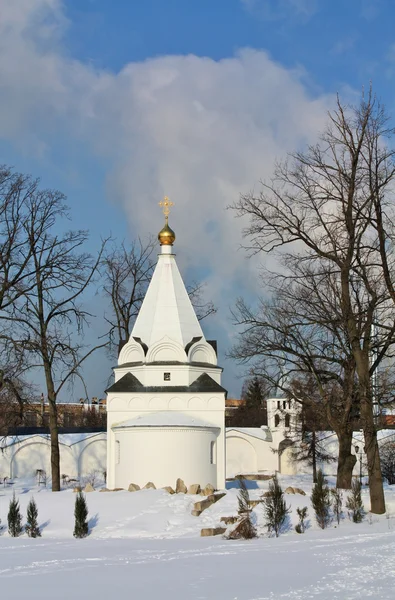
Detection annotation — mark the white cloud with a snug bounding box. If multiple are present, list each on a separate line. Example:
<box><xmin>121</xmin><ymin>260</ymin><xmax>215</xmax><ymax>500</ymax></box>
<box><xmin>0</xmin><ymin>0</ymin><xmax>335</xmax><ymax>390</ymax></box>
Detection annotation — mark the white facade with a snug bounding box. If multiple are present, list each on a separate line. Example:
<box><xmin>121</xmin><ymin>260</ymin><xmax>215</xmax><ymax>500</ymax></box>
<box><xmin>106</xmin><ymin>225</ymin><xmax>226</xmax><ymax>491</ymax></box>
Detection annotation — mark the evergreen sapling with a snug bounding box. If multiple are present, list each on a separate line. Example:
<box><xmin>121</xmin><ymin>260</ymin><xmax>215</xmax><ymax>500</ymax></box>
<box><xmin>73</xmin><ymin>491</ymin><xmax>89</xmax><ymax>538</ymax></box>
<box><xmin>346</xmin><ymin>479</ymin><xmax>365</xmax><ymax>523</ymax></box>
<box><xmin>262</xmin><ymin>475</ymin><xmax>290</xmax><ymax>537</ymax></box>
<box><xmin>311</xmin><ymin>469</ymin><xmax>331</xmax><ymax>529</ymax></box>
<box><xmin>295</xmin><ymin>506</ymin><xmax>308</xmax><ymax>534</ymax></box>
<box><xmin>227</xmin><ymin>476</ymin><xmax>257</xmax><ymax>539</ymax></box>
<box><xmin>331</xmin><ymin>488</ymin><xmax>343</xmax><ymax>525</ymax></box>
<box><xmin>8</xmin><ymin>492</ymin><xmax>22</xmax><ymax>537</ymax></box>
<box><xmin>26</xmin><ymin>497</ymin><xmax>41</xmax><ymax>538</ymax></box>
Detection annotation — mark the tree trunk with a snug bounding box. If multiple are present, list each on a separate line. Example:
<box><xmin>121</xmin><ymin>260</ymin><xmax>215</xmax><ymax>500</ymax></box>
<box><xmin>48</xmin><ymin>397</ymin><xmax>60</xmax><ymax>491</ymax></box>
<box><xmin>336</xmin><ymin>430</ymin><xmax>356</xmax><ymax>489</ymax></box>
<box><xmin>44</xmin><ymin>366</ymin><xmax>60</xmax><ymax>492</ymax></box>
<box><xmin>361</xmin><ymin>396</ymin><xmax>385</xmax><ymax>514</ymax></box>
<box><xmin>312</xmin><ymin>430</ymin><xmax>317</xmax><ymax>483</ymax></box>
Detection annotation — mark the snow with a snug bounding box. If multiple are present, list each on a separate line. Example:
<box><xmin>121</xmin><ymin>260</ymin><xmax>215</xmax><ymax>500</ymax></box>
<box><xmin>113</xmin><ymin>411</ymin><xmax>219</xmax><ymax>428</ymax></box>
<box><xmin>1</xmin><ymin>475</ymin><xmax>395</xmax><ymax>599</ymax></box>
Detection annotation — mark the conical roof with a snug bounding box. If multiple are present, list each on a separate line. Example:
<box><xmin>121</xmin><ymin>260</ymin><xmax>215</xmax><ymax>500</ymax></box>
<box><xmin>131</xmin><ymin>250</ymin><xmax>204</xmax><ymax>349</ymax></box>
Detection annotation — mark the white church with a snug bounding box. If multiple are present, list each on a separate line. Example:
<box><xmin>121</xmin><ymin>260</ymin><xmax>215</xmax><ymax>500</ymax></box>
<box><xmin>106</xmin><ymin>199</ymin><xmax>226</xmax><ymax>490</ymax></box>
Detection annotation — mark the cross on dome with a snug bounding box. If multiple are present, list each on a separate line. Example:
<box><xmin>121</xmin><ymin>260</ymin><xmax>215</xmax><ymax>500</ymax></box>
<box><xmin>158</xmin><ymin>196</ymin><xmax>176</xmax><ymax>246</ymax></box>
<box><xmin>159</xmin><ymin>196</ymin><xmax>174</xmax><ymax>218</ymax></box>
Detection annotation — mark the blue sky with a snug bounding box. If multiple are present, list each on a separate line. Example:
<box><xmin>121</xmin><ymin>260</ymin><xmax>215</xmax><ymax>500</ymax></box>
<box><xmin>1</xmin><ymin>0</ymin><xmax>395</xmax><ymax>398</ymax></box>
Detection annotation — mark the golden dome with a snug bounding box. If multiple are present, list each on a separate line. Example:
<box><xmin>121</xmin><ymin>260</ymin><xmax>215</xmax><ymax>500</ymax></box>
<box><xmin>158</xmin><ymin>218</ymin><xmax>176</xmax><ymax>245</ymax></box>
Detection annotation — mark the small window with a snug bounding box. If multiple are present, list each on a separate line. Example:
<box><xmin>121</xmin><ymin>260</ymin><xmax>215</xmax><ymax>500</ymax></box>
<box><xmin>285</xmin><ymin>413</ymin><xmax>291</xmax><ymax>428</ymax></box>
<box><xmin>116</xmin><ymin>440</ymin><xmax>120</xmax><ymax>464</ymax></box>
<box><xmin>274</xmin><ymin>414</ymin><xmax>280</xmax><ymax>427</ymax></box>
<box><xmin>277</xmin><ymin>401</ymin><xmax>280</xmax><ymax>409</ymax></box>
<box><xmin>288</xmin><ymin>400</ymin><xmax>291</xmax><ymax>409</ymax></box>
<box><xmin>210</xmin><ymin>441</ymin><xmax>216</xmax><ymax>465</ymax></box>
<box><xmin>164</xmin><ymin>372</ymin><xmax>171</xmax><ymax>381</ymax></box>
<box><xmin>283</xmin><ymin>400</ymin><xmax>286</xmax><ymax>409</ymax></box>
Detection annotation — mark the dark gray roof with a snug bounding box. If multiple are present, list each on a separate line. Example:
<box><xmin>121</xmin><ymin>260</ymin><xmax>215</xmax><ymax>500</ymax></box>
<box><xmin>106</xmin><ymin>372</ymin><xmax>227</xmax><ymax>396</ymax></box>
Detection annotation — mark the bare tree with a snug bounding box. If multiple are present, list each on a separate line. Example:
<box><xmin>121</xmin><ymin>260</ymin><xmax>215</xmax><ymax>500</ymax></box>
<box><xmin>1</xmin><ymin>191</ymin><xmax>108</xmax><ymax>491</ymax></box>
<box><xmin>229</xmin><ymin>271</ymin><xmax>359</xmax><ymax>489</ymax></box>
<box><xmin>103</xmin><ymin>238</ymin><xmax>156</xmax><ymax>354</ymax></box>
<box><xmin>232</xmin><ymin>90</ymin><xmax>395</xmax><ymax>513</ymax></box>
<box><xmin>0</xmin><ymin>166</ymin><xmax>43</xmax><ymax>311</ymax></box>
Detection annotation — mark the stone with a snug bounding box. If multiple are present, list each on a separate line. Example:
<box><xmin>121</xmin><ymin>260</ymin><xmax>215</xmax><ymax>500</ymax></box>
<box><xmin>294</xmin><ymin>487</ymin><xmax>306</xmax><ymax>496</ymax></box>
<box><xmin>73</xmin><ymin>486</ymin><xmax>82</xmax><ymax>492</ymax></box>
<box><xmin>162</xmin><ymin>486</ymin><xmax>175</xmax><ymax>494</ymax></box>
<box><xmin>261</xmin><ymin>491</ymin><xmax>272</xmax><ymax>498</ymax></box>
<box><xmin>111</xmin><ymin>488</ymin><xmax>124</xmax><ymax>492</ymax></box>
<box><xmin>284</xmin><ymin>486</ymin><xmax>295</xmax><ymax>494</ymax></box>
<box><xmin>193</xmin><ymin>498</ymin><xmax>214</xmax><ymax>513</ymax></box>
<box><xmin>242</xmin><ymin>474</ymin><xmax>274</xmax><ymax>481</ymax></box>
<box><xmin>84</xmin><ymin>483</ymin><xmax>94</xmax><ymax>492</ymax></box>
<box><xmin>248</xmin><ymin>499</ymin><xmax>264</xmax><ymax>508</ymax></box>
<box><xmin>143</xmin><ymin>482</ymin><xmax>156</xmax><ymax>490</ymax></box>
<box><xmin>187</xmin><ymin>484</ymin><xmax>201</xmax><ymax>495</ymax></box>
<box><xmin>202</xmin><ymin>483</ymin><xmax>215</xmax><ymax>496</ymax></box>
<box><xmin>193</xmin><ymin>492</ymin><xmax>226</xmax><ymax>516</ymax></box>
<box><xmin>99</xmin><ymin>488</ymin><xmax>110</xmax><ymax>492</ymax></box>
<box><xmin>208</xmin><ymin>492</ymin><xmax>226</xmax><ymax>503</ymax></box>
<box><xmin>128</xmin><ymin>483</ymin><xmax>141</xmax><ymax>492</ymax></box>
<box><xmin>220</xmin><ymin>516</ymin><xmax>238</xmax><ymax>525</ymax></box>
<box><xmin>191</xmin><ymin>509</ymin><xmax>202</xmax><ymax>517</ymax></box>
<box><xmin>200</xmin><ymin>527</ymin><xmax>226</xmax><ymax>537</ymax></box>
<box><xmin>176</xmin><ymin>478</ymin><xmax>187</xmax><ymax>494</ymax></box>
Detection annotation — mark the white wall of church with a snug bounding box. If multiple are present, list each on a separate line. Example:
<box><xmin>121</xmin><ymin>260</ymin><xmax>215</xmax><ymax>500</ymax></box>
<box><xmin>113</xmin><ymin>427</ymin><xmax>218</xmax><ymax>489</ymax></box>
<box><xmin>106</xmin><ymin>391</ymin><xmax>226</xmax><ymax>490</ymax></box>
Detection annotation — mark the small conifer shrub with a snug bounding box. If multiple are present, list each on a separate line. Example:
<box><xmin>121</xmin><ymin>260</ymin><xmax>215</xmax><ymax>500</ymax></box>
<box><xmin>73</xmin><ymin>491</ymin><xmax>89</xmax><ymax>538</ymax></box>
<box><xmin>227</xmin><ymin>476</ymin><xmax>257</xmax><ymax>539</ymax></box>
<box><xmin>26</xmin><ymin>497</ymin><xmax>41</xmax><ymax>538</ymax></box>
<box><xmin>262</xmin><ymin>475</ymin><xmax>290</xmax><ymax>537</ymax></box>
<box><xmin>346</xmin><ymin>479</ymin><xmax>365</xmax><ymax>523</ymax></box>
<box><xmin>295</xmin><ymin>506</ymin><xmax>308</xmax><ymax>534</ymax></box>
<box><xmin>8</xmin><ymin>492</ymin><xmax>23</xmax><ymax>537</ymax></box>
<box><xmin>311</xmin><ymin>469</ymin><xmax>331</xmax><ymax>529</ymax></box>
<box><xmin>331</xmin><ymin>488</ymin><xmax>343</xmax><ymax>525</ymax></box>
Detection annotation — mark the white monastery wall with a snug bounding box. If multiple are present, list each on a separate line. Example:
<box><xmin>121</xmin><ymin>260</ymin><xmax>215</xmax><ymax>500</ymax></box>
<box><xmin>0</xmin><ymin>433</ymin><xmax>107</xmax><ymax>481</ymax></box>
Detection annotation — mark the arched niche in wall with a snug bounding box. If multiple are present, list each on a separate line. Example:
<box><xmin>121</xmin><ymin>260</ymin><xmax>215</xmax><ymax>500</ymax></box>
<box><xmin>149</xmin><ymin>397</ymin><xmax>167</xmax><ymax>410</ymax></box>
<box><xmin>118</xmin><ymin>341</ymin><xmax>145</xmax><ymax>365</ymax></box>
<box><xmin>208</xmin><ymin>397</ymin><xmax>223</xmax><ymax>410</ymax></box>
<box><xmin>108</xmin><ymin>397</ymin><xmax>128</xmax><ymax>411</ymax></box>
<box><xmin>128</xmin><ymin>397</ymin><xmax>146</xmax><ymax>410</ymax></box>
<box><xmin>226</xmin><ymin>435</ymin><xmax>257</xmax><ymax>477</ymax></box>
<box><xmin>168</xmin><ymin>397</ymin><xmax>186</xmax><ymax>410</ymax></box>
<box><xmin>146</xmin><ymin>336</ymin><xmax>187</xmax><ymax>363</ymax></box>
<box><xmin>188</xmin><ymin>396</ymin><xmax>206</xmax><ymax>410</ymax></box>
<box><xmin>188</xmin><ymin>341</ymin><xmax>217</xmax><ymax>365</ymax></box>
<box><xmin>78</xmin><ymin>438</ymin><xmax>107</xmax><ymax>479</ymax></box>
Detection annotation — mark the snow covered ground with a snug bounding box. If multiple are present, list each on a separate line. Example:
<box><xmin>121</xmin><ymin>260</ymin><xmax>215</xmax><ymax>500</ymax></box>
<box><xmin>1</xmin><ymin>475</ymin><xmax>395</xmax><ymax>599</ymax></box>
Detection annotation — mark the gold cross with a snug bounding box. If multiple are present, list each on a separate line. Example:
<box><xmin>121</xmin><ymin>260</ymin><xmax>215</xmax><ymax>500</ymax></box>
<box><xmin>159</xmin><ymin>196</ymin><xmax>174</xmax><ymax>219</ymax></box>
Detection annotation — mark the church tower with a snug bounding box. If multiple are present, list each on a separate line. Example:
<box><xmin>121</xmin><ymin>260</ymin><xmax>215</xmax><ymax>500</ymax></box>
<box><xmin>106</xmin><ymin>198</ymin><xmax>226</xmax><ymax>490</ymax></box>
